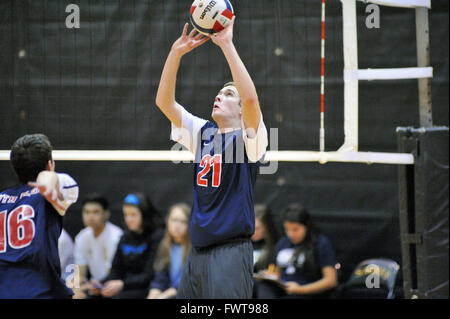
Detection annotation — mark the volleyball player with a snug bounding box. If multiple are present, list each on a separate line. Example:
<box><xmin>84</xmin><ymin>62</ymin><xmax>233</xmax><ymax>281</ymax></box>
<box><xmin>0</xmin><ymin>134</ymin><xmax>79</xmax><ymax>298</ymax></box>
<box><xmin>155</xmin><ymin>17</ymin><xmax>268</xmax><ymax>298</ymax></box>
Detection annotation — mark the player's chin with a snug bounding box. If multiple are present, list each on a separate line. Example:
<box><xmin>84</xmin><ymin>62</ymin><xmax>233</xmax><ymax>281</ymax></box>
<box><xmin>84</xmin><ymin>222</ymin><xmax>97</xmax><ymax>228</ymax></box>
<box><xmin>290</xmin><ymin>237</ymin><xmax>303</xmax><ymax>245</ymax></box>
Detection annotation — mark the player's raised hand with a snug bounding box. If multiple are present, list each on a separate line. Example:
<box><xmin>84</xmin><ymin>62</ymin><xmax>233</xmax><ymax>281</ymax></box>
<box><xmin>210</xmin><ymin>16</ymin><xmax>235</xmax><ymax>47</ymax></box>
<box><xmin>28</xmin><ymin>171</ymin><xmax>62</xmax><ymax>203</ymax></box>
<box><xmin>171</xmin><ymin>23</ymin><xmax>210</xmax><ymax>56</ymax></box>
<box><xmin>28</xmin><ymin>182</ymin><xmax>57</xmax><ymax>201</ymax></box>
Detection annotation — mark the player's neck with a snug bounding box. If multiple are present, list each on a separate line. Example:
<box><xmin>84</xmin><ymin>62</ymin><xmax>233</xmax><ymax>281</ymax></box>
<box><xmin>216</xmin><ymin>118</ymin><xmax>241</xmax><ymax>134</ymax></box>
<box><xmin>92</xmin><ymin>224</ymin><xmax>106</xmax><ymax>238</ymax></box>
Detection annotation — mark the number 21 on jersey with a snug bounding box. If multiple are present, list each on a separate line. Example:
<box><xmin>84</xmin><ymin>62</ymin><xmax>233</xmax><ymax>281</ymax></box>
<box><xmin>197</xmin><ymin>154</ymin><xmax>222</xmax><ymax>187</ymax></box>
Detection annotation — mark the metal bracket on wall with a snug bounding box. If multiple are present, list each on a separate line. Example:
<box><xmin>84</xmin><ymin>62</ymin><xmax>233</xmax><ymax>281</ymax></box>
<box><xmin>402</xmin><ymin>233</ymin><xmax>423</xmax><ymax>245</ymax></box>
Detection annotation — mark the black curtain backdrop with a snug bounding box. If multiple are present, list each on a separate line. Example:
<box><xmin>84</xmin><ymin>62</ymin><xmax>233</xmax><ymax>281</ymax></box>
<box><xmin>0</xmin><ymin>0</ymin><xmax>448</xmax><ymax>283</ymax></box>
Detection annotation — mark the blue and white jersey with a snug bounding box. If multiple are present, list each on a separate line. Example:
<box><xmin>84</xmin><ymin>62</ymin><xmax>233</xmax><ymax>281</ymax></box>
<box><xmin>0</xmin><ymin>173</ymin><xmax>78</xmax><ymax>298</ymax></box>
<box><xmin>171</xmin><ymin>107</ymin><xmax>268</xmax><ymax>248</ymax></box>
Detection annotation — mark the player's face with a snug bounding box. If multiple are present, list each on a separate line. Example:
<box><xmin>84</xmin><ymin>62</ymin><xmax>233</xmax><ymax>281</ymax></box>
<box><xmin>252</xmin><ymin>218</ymin><xmax>266</xmax><ymax>242</ymax></box>
<box><xmin>283</xmin><ymin>221</ymin><xmax>307</xmax><ymax>245</ymax></box>
<box><xmin>123</xmin><ymin>205</ymin><xmax>143</xmax><ymax>233</ymax></box>
<box><xmin>167</xmin><ymin>207</ymin><xmax>189</xmax><ymax>243</ymax></box>
<box><xmin>212</xmin><ymin>85</ymin><xmax>241</xmax><ymax>122</ymax></box>
<box><xmin>82</xmin><ymin>203</ymin><xmax>109</xmax><ymax>230</ymax></box>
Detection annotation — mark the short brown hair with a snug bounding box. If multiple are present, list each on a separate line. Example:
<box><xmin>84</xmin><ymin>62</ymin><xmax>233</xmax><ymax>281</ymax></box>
<box><xmin>10</xmin><ymin>134</ymin><xmax>53</xmax><ymax>184</ymax></box>
<box><xmin>223</xmin><ymin>81</ymin><xmax>236</xmax><ymax>87</ymax></box>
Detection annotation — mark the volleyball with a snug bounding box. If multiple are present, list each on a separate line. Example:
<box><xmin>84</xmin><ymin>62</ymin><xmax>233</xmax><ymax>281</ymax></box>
<box><xmin>189</xmin><ymin>0</ymin><xmax>234</xmax><ymax>36</ymax></box>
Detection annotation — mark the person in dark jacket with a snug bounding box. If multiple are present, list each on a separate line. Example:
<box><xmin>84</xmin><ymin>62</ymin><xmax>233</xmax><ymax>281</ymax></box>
<box><xmin>97</xmin><ymin>193</ymin><xmax>164</xmax><ymax>299</ymax></box>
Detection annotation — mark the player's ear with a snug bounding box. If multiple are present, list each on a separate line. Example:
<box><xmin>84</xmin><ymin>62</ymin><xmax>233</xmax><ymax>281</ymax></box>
<box><xmin>46</xmin><ymin>160</ymin><xmax>55</xmax><ymax>171</ymax></box>
<box><xmin>105</xmin><ymin>210</ymin><xmax>111</xmax><ymax>220</ymax></box>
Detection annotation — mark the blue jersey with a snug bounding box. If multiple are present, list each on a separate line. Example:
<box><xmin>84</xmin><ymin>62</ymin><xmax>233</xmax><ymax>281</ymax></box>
<box><xmin>171</xmin><ymin>108</ymin><xmax>268</xmax><ymax>248</ymax></box>
<box><xmin>0</xmin><ymin>174</ymin><xmax>78</xmax><ymax>298</ymax></box>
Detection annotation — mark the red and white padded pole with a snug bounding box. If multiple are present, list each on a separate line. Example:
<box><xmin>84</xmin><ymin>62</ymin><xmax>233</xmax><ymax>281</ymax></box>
<box><xmin>320</xmin><ymin>0</ymin><xmax>326</xmax><ymax>152</ymax></box>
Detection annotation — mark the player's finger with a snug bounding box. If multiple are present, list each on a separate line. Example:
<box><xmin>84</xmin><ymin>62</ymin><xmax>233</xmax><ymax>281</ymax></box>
<box><xmin>42</xmin><ymin>187</ymin><xmax>51</xmax><ymax>196</ymax></box>
<box><xmin>194</xmin><ymin>36</ymin><xmax>210</xmax><ymax>48</ymax></box>
<box><xmin>194</xmin><ymin>33</ymin><xmax>205</xmax><ymax>41</ymax></box>
<box><xmin>90</xmin><ymin>288</ymin><xmax>100</xmax><ymax>295</ymax></box>
<box><xmin>225</xmin><ymin>15</ymin><xmax>235</xmax><ymax>29</ymax></box>
<box><xmin>103</xmin><ymin>288</ymin><xmax>114</xmax><ymax>297</ymax></box>
<box><xmin>101</xmin><ymin>288</ymin><xmax>110</xmax><ymax>296</ymax></box>
<box><xmin>188</xmin><ymin>28</ymin><xmax>197</xmax><ymax>38</ymax></box>
<box><xmin>103</xmin><ymin>283</ymin><xmax>113</xmax><ymax>291</ymax></box>
<box><xmin>182</xmin><ymin>23</ymin><xmax>189</xmax><ymax>36</ymax></box>
<box><xmin>29</xmin><ymin>183</ymin><xmax>46</xmax><ymax>195</ymax></box>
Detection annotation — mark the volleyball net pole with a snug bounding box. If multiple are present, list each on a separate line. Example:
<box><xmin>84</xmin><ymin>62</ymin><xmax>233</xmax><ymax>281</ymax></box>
<box><xmin>320</xmin><ymin>0</ymin><xmax>326</xmax><ymax>153</ymax></box>
<box><xmin>338</xmin><ymin>0</ymin><xmax>432</xmax><ymax>154</ymax></box>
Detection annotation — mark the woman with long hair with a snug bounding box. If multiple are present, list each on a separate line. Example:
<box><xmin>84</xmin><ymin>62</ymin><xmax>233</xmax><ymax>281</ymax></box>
<box><xmin>256</xmin><ymin>203</ymin><xmax>337</xmax><ymax>299</ymax></box>
<box><xmin>252</xmin><ymin>204</ymin><xmax>280</xmax><ymax>273</ymax></box>
<box><xmin>147</xmin><ymin>203</ymin><xmax>191</xmax><ymax>299</ymax></box>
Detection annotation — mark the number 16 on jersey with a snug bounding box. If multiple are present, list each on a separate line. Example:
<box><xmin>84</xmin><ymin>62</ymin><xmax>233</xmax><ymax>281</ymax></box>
<box><xmin>0</xmin><ymin>205</ymin><xmax>36</xmax><ymax>253</ymax></box>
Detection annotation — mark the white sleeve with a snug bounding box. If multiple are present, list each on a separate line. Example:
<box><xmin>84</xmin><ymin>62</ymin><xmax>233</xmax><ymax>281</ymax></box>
<box><xmin>242</xmin><ymin>115</ymin><xmax>268</xmax><ymax>162</ymax></box>
<box><xmin>170</xmin><ymin>106</ymin><xmax>208</xmax><ymax>154</ymax></box>
<box><xmin>73</xmin><ymin>233</ymin><xmax>87</xmax><ymax>266</ymax></box>
<box><xmin>58</xmin><ymin>229</ymin><xmax>74</xmax><ymax>279</ymax></box>
<box><xmin>52</xmin><ymin>173</ymin><xmax>79</xmax><ymax>216</ymax></box>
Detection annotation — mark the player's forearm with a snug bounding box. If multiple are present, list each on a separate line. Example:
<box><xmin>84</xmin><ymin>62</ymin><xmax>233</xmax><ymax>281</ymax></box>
<box><xmin>161</xmin><ymin>287</ymin><xmax>177</xmax><ymax>299</ymax></box>
<box><xmin>220</xmin><ymin>42</ymin><xmax>261</xmax><ymax>130</ymax></box>
<box><xmin>155</xmin><ymin>49</ymin><xmax>183</xmax><ymax>126</ymax></box>
<box><xmin>220</xmin><ymin>42</ymin><xmax>258</xmax><ymax>105</ymax></box>
<box><xmin>156</xmin><ymin>49</ymin><xmax>181</xmax><ymax>107</ymax></box>
<box><xmin>296</xmin><ymin>275</ymin><xmax>337</xmax><ymax>295</ymax></box>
